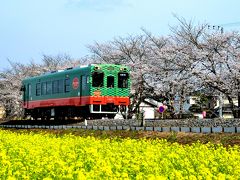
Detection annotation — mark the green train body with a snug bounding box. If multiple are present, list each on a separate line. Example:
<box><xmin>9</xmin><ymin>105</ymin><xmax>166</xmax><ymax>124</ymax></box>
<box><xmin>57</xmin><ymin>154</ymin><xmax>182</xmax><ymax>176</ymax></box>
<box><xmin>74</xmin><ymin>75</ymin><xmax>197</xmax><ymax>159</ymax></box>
<box><xmin>21</xmin><ymin>64</ymin><xmax>130</xmax><ymax>119</ymax></box>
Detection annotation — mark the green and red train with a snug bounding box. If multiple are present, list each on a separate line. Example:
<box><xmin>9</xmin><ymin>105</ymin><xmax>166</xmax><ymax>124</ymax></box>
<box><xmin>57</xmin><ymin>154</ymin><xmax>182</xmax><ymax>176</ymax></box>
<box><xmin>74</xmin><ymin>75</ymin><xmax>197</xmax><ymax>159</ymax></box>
<box><xmin>21</xmin><ymin>64</ymin><xmax>130</xmax><ymax>120</ymax></box>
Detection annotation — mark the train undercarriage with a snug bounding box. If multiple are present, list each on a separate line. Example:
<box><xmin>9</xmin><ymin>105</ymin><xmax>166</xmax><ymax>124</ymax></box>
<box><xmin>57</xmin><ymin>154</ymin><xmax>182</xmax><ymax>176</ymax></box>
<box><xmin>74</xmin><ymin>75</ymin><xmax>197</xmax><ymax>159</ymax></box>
<box><xmin>24</xmin><ymin>104</ymin><xmax>127</xmax><ymax>120</ymax></box>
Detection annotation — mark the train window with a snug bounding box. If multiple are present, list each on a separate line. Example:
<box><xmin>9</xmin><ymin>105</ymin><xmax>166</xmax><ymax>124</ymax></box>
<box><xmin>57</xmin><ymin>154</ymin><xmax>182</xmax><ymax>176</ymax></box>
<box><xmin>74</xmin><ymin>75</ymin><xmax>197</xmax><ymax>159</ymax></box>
<box><xmin>118</xmin><ymin>73</ymin><xmax>128</xmax><ymax>88</ymax></box>
<box><xmin>36</xmin><ymin>83</ymin><xmax>41</xmax><ymax>96</ymax></box>
<box><xmin>107</xmin><ymin>76</ymin><xmax>114</xmax><ymax>88</ymax></box>
<box><xmin>46</xmin><ymin>81</ymin><xmax>52</xmax><ymax>95</ymax></box>
<box><xmin>28</xmin><ymin>84</ymin><xmax>31</xmax><ymax>97</ymax></box>
<box><xmin>41</xmin><ymin>82</ymin><xmax>47</xmax><ymax>95</ymax></box>
<box><xmin>59</xmin><ymin>79</ymin><xmax>64</xmax><ymax>93</ymax></box>
<box><xmin>86</xmin><ymin>76</ymin><xmax>89</xmax><ymax>84</ymax></box>
<box><xmin>92</xmin><ymin>72</ymin><xmax>104</xmax><ymax>87</ymax></box>
<box><xmin>53</xmin><ymin>80</ymin><xmax>64</xmax><ymax>94</ymax></box>
<box><xmin>65</xmin><ymin>78</ymin><xmax>70</xmax><ymax>92</ymax></box>
<box><xmin>52</xmin><ymin>80</ymin><xmax>58</xmax><ymax>94</ymax></box>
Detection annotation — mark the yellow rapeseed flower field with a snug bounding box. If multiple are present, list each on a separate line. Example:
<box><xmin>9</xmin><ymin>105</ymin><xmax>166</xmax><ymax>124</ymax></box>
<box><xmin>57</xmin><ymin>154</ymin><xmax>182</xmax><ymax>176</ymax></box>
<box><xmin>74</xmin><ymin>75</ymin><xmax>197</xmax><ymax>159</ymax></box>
<box><xmin>0</xmin><ymin>130</ymin><xmax>239</xmax><ymax>179</ymax></box>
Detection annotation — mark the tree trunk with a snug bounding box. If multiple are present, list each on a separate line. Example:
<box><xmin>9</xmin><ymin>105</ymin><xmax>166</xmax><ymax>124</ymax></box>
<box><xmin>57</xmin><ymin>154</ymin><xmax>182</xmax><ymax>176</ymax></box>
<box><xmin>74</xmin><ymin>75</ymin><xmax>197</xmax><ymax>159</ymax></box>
<box><xmin>227</xmin><ymin>96</ymin><xmax>237</xmax><ymax>118</ymax></box>
<box><xmin>238</xmin><ymin>92</ymin><xmax>240</xmax><ymax>118</ymax></box>
<box><xmin>179</xmin><ymin>87</ymin><xmax>185</xmax><ymax>119</ymax></box>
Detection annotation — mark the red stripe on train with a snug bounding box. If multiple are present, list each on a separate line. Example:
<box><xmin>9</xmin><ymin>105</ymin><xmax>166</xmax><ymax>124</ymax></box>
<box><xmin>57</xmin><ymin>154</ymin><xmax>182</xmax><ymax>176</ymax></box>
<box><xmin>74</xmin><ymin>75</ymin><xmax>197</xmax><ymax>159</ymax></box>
<box><xmin>23</xmin><ymin>96</ymin><xmax>130</xmax><ymax>109</ymax></box>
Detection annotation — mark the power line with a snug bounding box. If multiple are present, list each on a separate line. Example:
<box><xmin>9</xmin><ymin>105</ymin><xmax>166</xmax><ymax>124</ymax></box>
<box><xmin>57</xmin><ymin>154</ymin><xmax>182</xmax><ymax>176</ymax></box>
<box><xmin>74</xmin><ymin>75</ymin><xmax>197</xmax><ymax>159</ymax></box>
<box><xmin>218</xmin><ymin>21</ymin><xmax>240</xmax><ymax>27</ymax></box>
<box><xmin>208</xmin><ymin>21</ymin><xmax>240</xmax><ymax>33</ymax></box>
<box><xmin>207</xmin><ymin>25</ymin><xmax>224</xmax><ymax>33</ymax></box>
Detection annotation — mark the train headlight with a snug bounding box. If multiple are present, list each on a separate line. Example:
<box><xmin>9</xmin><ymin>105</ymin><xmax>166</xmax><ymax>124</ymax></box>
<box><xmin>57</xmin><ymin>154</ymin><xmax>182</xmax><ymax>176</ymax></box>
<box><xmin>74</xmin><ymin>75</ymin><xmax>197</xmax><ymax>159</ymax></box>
<box><xmin>120</xmin><ymin>67</ymin><xmax>127</xmax><ymax>71</ymax></box>
<box><xmin>94</xmin><ymin>66</ymin><xmax>101</xmax><ymax>70</ymax></box>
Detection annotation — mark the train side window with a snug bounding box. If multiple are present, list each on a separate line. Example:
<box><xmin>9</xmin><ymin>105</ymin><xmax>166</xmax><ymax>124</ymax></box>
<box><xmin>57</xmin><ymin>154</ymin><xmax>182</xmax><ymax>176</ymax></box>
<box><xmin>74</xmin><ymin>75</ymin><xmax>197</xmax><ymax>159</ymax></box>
<box><xmin>92</xmin><ymin>72</ymin><xmax>104</xmax><ymax>87</ymax></box>
<box><xmin>86</xmin><ymin>76</ymin><xmax>89</xmax><ymax>84</ymax></box>
<box><xmin>118</xmin><ymin>73</ymin><xmax>128</xmax><ymax>88</ymax></box>
<box><xmin>107</xmin><ymin>76</ymin><xmax>114</xmax><ymax>88</ymax></box>
<box><xmin>28</xmin><ymin>84</ymin><xmax>31</xmax><ymax>97</ymax></box>
<box><xmin>53</xmin><ymin>80</ymin><xmax>58</xmax><ymax>94</ymax></box>
<box><xmin>65</xmin><ymin>78</ymin><xmax>70</xmax><ymax>92</ymax></box>
<box><xmin>59</xmin><ymin>79</ymin><xmax>64</xmax><ymax>93</ymax></box>
<box><xmin>36</xmin><ymin>83</ymin><xmax>41</xmax><ymax>96</ymax></box>
<box><xmin>46</xmin><ymin>81</ymin><xmax>52</xmax><ymax>95</ymax></box>
<box><xmin>41</xmin><ymin>82</ymin><xmax>47</xmax><ymax>95</ymax></box>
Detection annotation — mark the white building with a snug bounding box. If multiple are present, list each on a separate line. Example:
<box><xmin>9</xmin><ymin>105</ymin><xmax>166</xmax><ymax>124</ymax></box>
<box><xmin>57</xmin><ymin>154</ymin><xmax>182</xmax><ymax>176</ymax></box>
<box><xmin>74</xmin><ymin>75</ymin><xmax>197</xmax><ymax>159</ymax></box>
<box><xmin>173</xmin><ymin>94</ymin><xmax>239</xmax><ymax>119</ymax></box>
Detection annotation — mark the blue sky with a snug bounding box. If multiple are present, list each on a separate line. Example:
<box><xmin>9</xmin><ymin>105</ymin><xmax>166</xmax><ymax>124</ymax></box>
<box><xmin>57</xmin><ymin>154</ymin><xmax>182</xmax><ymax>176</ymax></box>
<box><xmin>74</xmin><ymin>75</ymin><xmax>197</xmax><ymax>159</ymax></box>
<box><xmin>0</xmin><ymin>0</ymin><xmax>239</xmax><ymax>70</ymax></box>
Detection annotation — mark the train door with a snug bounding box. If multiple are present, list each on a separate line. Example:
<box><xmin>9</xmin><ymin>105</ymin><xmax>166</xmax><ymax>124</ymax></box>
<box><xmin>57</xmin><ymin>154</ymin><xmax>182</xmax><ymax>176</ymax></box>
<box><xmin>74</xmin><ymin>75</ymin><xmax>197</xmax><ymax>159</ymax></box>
<box><xmin>80</xmin><ymin>75</ymin><xmax>88</xmax><ymax>106</ymax></box>
<box><xmin>80</xmin><ymin>76</ymin><xmax>83</xmax><ymax>97</ymax></box>
<box><xmin>80</xmin><ymin>75</ymin><xmax>86</xmax><ymax>97</ymax></box>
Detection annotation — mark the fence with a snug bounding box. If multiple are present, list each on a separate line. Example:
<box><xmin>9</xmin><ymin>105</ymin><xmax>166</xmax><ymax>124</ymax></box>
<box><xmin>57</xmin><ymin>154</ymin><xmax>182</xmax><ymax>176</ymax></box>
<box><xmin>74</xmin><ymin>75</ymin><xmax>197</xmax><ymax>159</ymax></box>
<box><xmin>0</xmin><ymin>124</ymin><xmax>240</xmax><ymax>133</ymax></box>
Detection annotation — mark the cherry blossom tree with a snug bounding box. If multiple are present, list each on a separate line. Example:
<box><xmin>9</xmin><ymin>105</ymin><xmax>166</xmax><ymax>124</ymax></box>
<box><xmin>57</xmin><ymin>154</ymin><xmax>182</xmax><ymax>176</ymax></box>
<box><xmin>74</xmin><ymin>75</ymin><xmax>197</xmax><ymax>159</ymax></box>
<box><xmin>170</xmin><ymin>17</ymin><xmax>240</xmax><ymax>117</ymax></box>
<box><xmin>142</xmin><ymin>28</ymin><xmax>201</xmax><ymax>117</ymax></box>
<box><xmin>0</xmin><ymin>54</ymin><xmax>83</xmax><ymax>118</ymax></box>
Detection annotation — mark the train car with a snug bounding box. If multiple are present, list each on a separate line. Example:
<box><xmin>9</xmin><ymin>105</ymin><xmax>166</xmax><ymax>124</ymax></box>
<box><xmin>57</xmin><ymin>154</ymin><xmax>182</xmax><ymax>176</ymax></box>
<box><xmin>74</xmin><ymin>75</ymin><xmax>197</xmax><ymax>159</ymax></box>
<box><xmin>21</xmin><ymin>64</ymin><xmax>130</xmax><ymax>120</ymax></box>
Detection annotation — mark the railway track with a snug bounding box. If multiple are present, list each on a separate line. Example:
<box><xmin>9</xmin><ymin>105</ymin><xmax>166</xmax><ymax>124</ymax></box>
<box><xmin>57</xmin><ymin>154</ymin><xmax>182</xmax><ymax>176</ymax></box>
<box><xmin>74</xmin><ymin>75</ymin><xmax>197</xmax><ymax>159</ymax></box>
<box><xmin>0</xmin><ymin>119</ymin><xmax>85</xmax><ymax>126</ymax></box>
<box><xmin>0</xmin><ymin>119</ymin><xmax>240</xmax><ymax>133</ymax></box>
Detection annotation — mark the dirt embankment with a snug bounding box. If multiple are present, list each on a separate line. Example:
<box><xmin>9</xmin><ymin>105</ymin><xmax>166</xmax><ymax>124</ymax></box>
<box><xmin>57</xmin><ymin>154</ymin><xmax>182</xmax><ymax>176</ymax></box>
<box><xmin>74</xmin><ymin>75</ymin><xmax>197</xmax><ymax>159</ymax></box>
<box><xmin>4</xmin><ymin>128</ymin><xmax>240</xmax><ymax>147</ymax></box>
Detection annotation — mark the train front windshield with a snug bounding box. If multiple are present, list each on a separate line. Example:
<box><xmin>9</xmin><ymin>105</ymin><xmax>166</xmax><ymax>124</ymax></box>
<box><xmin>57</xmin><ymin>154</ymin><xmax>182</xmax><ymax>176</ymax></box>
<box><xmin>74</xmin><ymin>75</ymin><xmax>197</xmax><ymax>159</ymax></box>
<box><xmin>92</xmin><ymin>71</ymin><xmax>129</xmax><ymax>88</ymax></box>
<box><xmin>92</xmin><ymin>72</ymin><xmax>104</xmax><ymax>87</ymax></box>
<box><xmin>118</xmin><ymin>73</ymin><xmax>128</xmax><ymax>88</ymax></box>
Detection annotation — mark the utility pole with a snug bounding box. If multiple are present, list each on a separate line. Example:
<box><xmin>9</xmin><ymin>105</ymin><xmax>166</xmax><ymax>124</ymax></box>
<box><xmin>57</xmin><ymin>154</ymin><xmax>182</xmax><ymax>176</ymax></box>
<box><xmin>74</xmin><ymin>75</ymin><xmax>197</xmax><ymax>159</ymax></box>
<box><xmin>219</xmin><ymin>27</ymin><xmax>223</xmax><ymax>119</ymax></box>
<box><xmin>238</xmin><ymin>79</ymin><xmax>240</xmax><ymax>118</ymax></box>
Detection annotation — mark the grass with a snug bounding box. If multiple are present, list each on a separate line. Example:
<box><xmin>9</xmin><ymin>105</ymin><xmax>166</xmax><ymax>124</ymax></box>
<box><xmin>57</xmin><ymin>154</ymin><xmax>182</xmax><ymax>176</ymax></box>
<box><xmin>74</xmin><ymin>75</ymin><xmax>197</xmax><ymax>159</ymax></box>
<box><xmin>3</xmin><ymin>128</ymin><xmax>240</xmax><ymax>147</ymax></box>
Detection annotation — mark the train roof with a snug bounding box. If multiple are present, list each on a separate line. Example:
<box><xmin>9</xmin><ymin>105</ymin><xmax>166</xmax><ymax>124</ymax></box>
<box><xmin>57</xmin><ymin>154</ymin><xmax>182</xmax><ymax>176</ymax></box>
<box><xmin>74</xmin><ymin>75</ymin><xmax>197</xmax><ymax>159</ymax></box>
<box><xmin>22</xmin><ymin>64</ymin><xmax>129</xmax><ymax>82</ymax></box>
